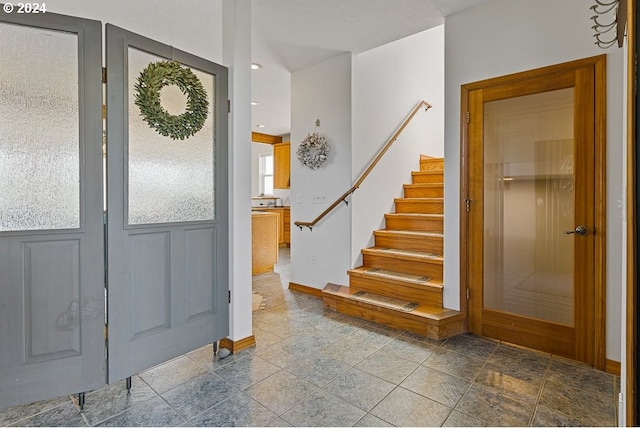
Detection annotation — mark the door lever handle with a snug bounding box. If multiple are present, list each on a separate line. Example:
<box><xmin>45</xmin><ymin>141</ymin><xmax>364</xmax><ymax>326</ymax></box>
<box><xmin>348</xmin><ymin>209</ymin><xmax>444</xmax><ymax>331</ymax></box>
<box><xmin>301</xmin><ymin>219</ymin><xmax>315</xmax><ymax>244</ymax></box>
<box><xmin>564</xmin><ymin>225</ymin><xmax>589</xmax><ymax>236</ymax></box>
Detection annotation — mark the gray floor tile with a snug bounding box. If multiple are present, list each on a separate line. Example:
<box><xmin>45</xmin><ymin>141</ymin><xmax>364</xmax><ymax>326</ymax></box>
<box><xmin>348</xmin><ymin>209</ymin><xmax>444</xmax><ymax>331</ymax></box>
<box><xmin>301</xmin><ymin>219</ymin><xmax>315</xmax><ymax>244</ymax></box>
<box><xmin>187</xmin><ymin>344</ymin><xmax>254</xmax><ymax>371</ymax></box>
<box><xmin>281</xmin><ymin>390</ymin><xmax>366</xmax><ymax>427</ymax></box>
<box><xmin>370</xmin><ymin>387</ymin><xmax>452</xmax><ymax>427</ymax></box>
<box><xmin>138</xmin><ymin>355</ymin><xmax>209</xmax><ymax>395</ymax></box>
<box><xmin>0</xmin><ymin>396</ymin><xmax>70</xmax><ymax>427</ymax></box>
<box><xmin>323</xmin><ymin>368</ymin><xmax>396</xmax><ymax>412</ymax></box>
<box><xmin>545</xmin><ymin>358</ymin><xmax>616</xmax><ymax>395</ymax></box>
<box><xmin>475</xmin><ymin>362</ymin><xmax>544</xmax><ymax>403</ymax></box>
<box><xmin>213</xmin><ymin>354</ymin><xmax>281</xmax><ymax>389</ymax></box>
<box><xmin>244</xmin><ymin>370</ymin><xmax>318</xmax><ymax>414</ymax></box>
<box><xmin>531</xmin><ymin>405</ymin><xmax>590</xmax><ymax>427</ymax></box>
<box><xmin>78</xmin><ymin>376</ymin><xmax>158</xmax><ymax>426</ymax></box>
<box><xmin>188</xmin><ymin>392</ymin><xmax>278</xmax><ymax>427</ymax></box>
<box><xmin>379</xmin><ymin>335</ymin><xmax>438</xmax><ymax>364</ymax></box>
<box><xmin>266</xmin><ymin>417</ymin><xmax>294</xmax><ymax>427</ymax></box>
<box><xmin>355</xmin><ymin>350</ymin><xmax>420</xmax><ymax>384</ymax></box>
<box><xmin>96</xmin><ymin>396</ymin><xmax>186</xmax><ymax>427</ymax></box>
<box><xmin>441</xmin><ymin>334</ymin><xmax>498</xmax><ymax>360</ymax></box>
<box><xmin>455</xmin><ymin>383</ymin><xmax>534</xmax><ymax>427</ymax></box>
<box><xmin>400</xmin><ymin>365</ymin><xmax>470</xmax><ymax>407</ymax></box>
<box><xmin>423</xmin><ymin>347</ymin><xmax>487</xmax><ymax>381</ymax></box>
<box><xmin>319</xmin><ymin>337</ymin><xmax>380</xmax><ymax>366</ymax></box>
<box><xmin>12</xmin><ymin>401</ymin><xmax>87</xmax><ymax>427</ymax></box>
<box><xmin>489</xmin><ymin>343</ymin><xmax>551</xmax><ymax>373</ymax></box>
<box><xmin>282</xmin><ymin>351</ymin><xmax>351</xmax><ymax>387</ymax></box>
<box><xmin>538</xmin><ymin>379</ymin><xmax>616</xmax><ymax>427</ymax></box>
<box><xmin>442</xmin><ymin>409</ymin><xmax>487</xmax><ymax>427</ymax></box>
<box><xmin>353</xmin><ymin>413</ymin><xmax>394</xmax><ymax>427</ymax></box>
<box><xmin>161</xmin><ymin>372</ymin><xmax>238</xmax><ymax>419</ymax></box>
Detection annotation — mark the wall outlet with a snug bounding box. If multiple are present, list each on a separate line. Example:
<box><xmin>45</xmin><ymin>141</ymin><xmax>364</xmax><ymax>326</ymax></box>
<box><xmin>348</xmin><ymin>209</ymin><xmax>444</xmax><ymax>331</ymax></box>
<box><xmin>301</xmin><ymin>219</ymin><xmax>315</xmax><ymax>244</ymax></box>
<box><xmin>296</xmin><ymin>193</ymin><xmax>302</xmax><ymax>203</ymax></box>
<box><xmin>312</xmin><ymin>193</ymin><xmax>326</xmax><ymax>204</ymax></box>
<box><xmin>310</xmin><ymin>253</ymin><xmax>317</xmax><ymax>264</ymax></box>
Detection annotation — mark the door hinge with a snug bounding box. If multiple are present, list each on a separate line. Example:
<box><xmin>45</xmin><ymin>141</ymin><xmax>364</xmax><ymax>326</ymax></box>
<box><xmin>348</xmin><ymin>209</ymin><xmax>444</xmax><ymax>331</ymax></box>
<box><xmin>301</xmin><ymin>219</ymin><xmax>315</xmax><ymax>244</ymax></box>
<box><xmin>464</xmin><ymin>198</ymin><xmax>472</xmax><ymax>212</ymax></box>
<box><xmin>102</xmin><ymin>67</ymin><xmax>107</xmax><ymax>84</ymax></box>
<box><xmin>228</xmin><ymin>290</ymin><xmax>231</xmax><ymax>303</ymax></box>
<box><xmin>466</xmin><ymin>111</ymin><xmax>470</xmax><ymax>124</ymax></box>
<box><xmin>227</xmin><ymin>99</ymin><xmax>231</xmax><ymax>113</ymax></box>
<box><xmin>466</xmin><ymin>288</ymin><xmax>470</xmax><ymax>300</ymax></box>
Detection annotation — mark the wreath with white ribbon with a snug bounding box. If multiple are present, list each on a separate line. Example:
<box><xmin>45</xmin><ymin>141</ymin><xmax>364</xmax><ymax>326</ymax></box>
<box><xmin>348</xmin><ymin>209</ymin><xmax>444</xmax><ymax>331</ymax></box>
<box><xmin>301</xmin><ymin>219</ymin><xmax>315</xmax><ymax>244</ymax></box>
<box><xmin>134</xmin><ymin>60</ymin><xmax>209</xmax><ymax>141</ymax></box>
<box><xmin>297</xmin><ymin>132</ymin><xmax>329</xmax><ymax>170</ymax></box>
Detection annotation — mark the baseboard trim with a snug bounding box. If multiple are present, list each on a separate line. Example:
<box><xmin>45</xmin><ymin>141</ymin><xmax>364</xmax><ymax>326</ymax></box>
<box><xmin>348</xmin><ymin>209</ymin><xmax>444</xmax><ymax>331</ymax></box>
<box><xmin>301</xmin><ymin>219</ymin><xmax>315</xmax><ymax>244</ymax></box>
<box><xmin>288</xmin><ymin>282</ymin><xmax>323</xmax><ymax>297</ymax></box>
<box><xmin>219</xmin><ymin>335</ymin><xmax>256</xmax><ymax>353</ymax></box>
<box><xmin>606</xmin><ymin>358</ymin><xmax>621</xmax><ymax>376</ymax></box>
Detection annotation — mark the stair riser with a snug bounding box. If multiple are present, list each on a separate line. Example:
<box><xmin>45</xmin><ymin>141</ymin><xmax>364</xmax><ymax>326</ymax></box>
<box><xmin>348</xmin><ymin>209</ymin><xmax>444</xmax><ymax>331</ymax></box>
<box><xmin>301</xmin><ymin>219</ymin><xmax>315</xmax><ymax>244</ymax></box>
<box><xmin>384</xmin><ymin>216</ymin><xmax>443</xmax><ymax>233</ymax></box>
<box><xmin>403</xmin><ymin>186</ymin><xmax>444</xmax><ymax>198</ymax></box>
<box><xmin>323</xmin><ymin>296</ymin><xmax>465</xmax><ymax>340</ymax></box>
<box><xmin>348</xmin><ymin>274</ymin><xmax>442</xmax><ymax>307</ymax></box>
<box><xmin>395</xmin><ymin>200</ymin><xmax>443</xmax><ymax>214</ymax></box>
<box><xmin>362</xmin><ymin>254</ymin><xmax>443</xmax><ymax>278</ymax></box>
<box><xmin>420</xmin><ymin>159</ymin><xmax>444</xmax><ymax>171</ymax></box>
<box><xmin>374</xmin><ymin>234</ymin><xmax>443</xmax><ymax>254</ymax></box>
<box><xmin>412</xmin><ymin>173</ymin><xmax>444</xmax><ymax>184</ymax></box>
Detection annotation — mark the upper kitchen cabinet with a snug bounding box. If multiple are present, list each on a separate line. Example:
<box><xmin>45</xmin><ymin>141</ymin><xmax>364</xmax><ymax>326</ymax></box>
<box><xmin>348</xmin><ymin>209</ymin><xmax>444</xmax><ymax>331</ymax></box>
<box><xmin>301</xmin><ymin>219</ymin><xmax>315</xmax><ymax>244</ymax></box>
<box><xmin>273</xmin><ymin>142</ymin><xmax>290</xmax><ymax>189</ymax></box>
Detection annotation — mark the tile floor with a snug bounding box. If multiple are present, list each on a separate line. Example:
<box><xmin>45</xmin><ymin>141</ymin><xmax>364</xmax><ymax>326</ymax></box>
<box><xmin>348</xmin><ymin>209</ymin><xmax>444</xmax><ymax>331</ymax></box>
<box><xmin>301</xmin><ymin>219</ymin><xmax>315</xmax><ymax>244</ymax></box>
<box><xmin>0</xmin><ymin>248</ymin><xmax>619</xmax><ymax>427</ymax></box>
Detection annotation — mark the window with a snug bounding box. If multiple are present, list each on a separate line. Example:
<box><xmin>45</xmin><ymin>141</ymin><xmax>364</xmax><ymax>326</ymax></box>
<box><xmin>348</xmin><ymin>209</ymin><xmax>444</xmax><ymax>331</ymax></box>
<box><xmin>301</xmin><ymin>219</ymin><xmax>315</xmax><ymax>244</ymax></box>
<box><xmin>259</xmin><ymin>153</ymin><xmax>274</xmax><ymax>195</ymax></box>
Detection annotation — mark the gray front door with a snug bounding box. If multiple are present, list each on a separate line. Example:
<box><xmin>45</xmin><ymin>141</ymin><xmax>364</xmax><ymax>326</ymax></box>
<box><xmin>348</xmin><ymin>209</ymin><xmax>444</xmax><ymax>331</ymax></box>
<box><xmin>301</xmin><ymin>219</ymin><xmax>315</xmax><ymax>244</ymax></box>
<box><xmin>105</xmin><ymin>25</ymin><xmax>229</xmax><ymax>382</ymax></box>
<box><xmin>0</xmin><ymin>11</ymin><xmax>105</xmax><ymax>408</ymax></box>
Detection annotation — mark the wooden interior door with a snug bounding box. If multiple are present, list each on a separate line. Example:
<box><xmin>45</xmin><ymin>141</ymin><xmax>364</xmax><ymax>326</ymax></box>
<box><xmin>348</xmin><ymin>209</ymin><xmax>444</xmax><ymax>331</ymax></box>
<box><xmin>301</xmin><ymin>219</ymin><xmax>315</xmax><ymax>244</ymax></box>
<box><xmin>462</xmin><ymin>56</ymin><xmax>606</xmax><ymax>367</ymax></box>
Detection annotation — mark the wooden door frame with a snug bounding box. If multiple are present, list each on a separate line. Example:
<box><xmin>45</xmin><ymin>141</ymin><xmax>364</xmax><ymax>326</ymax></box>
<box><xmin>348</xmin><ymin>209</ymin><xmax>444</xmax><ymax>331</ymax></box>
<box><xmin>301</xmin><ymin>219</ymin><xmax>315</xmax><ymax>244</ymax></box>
<box><xmin>460</xmin><ymin>55</ymin><xmax>607</xmax><ymax>370</ymax></box>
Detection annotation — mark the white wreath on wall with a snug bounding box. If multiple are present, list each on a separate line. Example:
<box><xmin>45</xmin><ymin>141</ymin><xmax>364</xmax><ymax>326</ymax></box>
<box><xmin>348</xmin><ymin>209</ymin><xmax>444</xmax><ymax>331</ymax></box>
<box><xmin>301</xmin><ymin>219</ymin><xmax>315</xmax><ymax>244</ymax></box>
<box><xmin>297</xmin><ymin>132</ymin><xmax>329</xmax><ymax>170</ymax></box>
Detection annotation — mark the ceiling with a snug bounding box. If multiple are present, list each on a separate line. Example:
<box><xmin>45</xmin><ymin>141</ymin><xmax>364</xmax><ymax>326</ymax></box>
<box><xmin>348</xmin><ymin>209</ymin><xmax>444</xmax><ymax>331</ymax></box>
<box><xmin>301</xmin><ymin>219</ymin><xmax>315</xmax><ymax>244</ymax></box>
<box><xmin>249</xmin><ymin>0</ymin><xmax>488</xmax><ymax>137</ymax></box>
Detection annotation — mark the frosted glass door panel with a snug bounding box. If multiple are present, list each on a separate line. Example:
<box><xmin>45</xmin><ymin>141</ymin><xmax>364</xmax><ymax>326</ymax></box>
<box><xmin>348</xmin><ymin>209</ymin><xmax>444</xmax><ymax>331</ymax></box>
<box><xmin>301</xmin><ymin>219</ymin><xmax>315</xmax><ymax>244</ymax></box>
<box><xmin>0</xmin><ymin>23</ymin><xmax>79</xmax><ymax>231</ymax></box>
<box><xmin>483</xmin><ymin>88</ymin><xmax>575</xmax><ymax>326</ymax></box>
<box><xmin>127</xmin><ymin>48</ymin><xmax>215</xmax><ymax>225</ymax></box>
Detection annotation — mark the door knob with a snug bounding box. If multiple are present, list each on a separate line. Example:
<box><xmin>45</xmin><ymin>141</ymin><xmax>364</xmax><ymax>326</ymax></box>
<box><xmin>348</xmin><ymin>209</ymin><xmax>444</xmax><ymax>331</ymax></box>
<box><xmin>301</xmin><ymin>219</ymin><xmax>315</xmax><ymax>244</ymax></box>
<box><xmin>564</xmin><ymin>225</ymin><xmax>589</xmax><ymax>236</ymax></box>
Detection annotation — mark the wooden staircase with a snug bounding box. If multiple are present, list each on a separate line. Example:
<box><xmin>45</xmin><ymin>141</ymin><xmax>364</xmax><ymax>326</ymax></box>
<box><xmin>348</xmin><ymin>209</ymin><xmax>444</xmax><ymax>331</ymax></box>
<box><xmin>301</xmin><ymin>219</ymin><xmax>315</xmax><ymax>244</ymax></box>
<box><xmin>322</xmin><ymin>155</ymin><xmax>465</xmax><ymax>340</ymax></box>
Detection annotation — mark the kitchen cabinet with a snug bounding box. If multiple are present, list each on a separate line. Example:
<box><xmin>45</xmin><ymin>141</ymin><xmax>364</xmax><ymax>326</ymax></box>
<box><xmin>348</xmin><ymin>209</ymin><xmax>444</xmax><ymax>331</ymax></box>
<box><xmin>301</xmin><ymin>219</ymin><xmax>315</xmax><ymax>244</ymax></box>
<box><xmin>273</xmin><ymin>142</ymin><xmax>290</xmax><ymax>189</ymax></box>
<box><xmin>252</xmin><ymin>212</ymin><xmax>279</xmax><ymax>274</ymax></box>
<box><xmin>251</xmin><ymin>206</ymin><xmax>290</xmax><ymax>247</ymax></box>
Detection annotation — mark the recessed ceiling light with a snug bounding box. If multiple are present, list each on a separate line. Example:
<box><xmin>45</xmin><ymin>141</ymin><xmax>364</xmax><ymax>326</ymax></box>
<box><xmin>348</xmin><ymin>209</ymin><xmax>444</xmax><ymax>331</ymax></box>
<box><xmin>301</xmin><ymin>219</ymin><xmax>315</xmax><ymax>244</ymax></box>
<box><xmin>251</xmin><ymin>63</ymin><xmax>262</xmax><ymax>70</ymax></box>
<box><xmin>251</xmin><ymin>101</ymin><xmax>260</xmax><ymax>106</ymax></box>
<box><xmin>256</xmin><ymin>124</ymin><xmax>266</xmax><ymax>128</ymax></box>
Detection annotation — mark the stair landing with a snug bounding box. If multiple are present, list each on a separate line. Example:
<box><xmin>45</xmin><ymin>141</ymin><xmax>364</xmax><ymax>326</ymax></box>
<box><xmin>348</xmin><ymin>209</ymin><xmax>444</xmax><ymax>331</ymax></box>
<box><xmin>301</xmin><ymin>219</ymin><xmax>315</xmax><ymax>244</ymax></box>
<box><xmin>323</xmin><ymin>283</ymin><xmax>465</xmax><ymax>340</ymax></box>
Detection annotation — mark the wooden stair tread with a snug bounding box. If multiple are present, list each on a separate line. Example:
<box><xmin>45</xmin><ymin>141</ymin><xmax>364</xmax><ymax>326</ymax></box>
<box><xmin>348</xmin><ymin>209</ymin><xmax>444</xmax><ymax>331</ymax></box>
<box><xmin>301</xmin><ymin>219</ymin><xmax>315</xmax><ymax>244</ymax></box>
<box><xmin>349</xmin><ymin>266</ymin><xmax>443</xmax><ymax>288</ymax></box>
<box><xmin>394</xmin><ymin>197</ymin><xmax>443</xmax><ymax>202</ymax></box>
<box><xmin>404</xmin><ymin>183</ymin><xmax>444</xmax><ymax>188</ymax></box>
<box><xmin>362</xmin><ymin>247</ymin><xmax>443</xmax><ymax>263</ymax></box>
<box><xmin>323</xmin><ymin>283</ymin><xmax>461</xmax><ymax>322</ymax></box>
<box><xmin>374</xmin><ymin>229</ymin><xmax>443</xmax><ymax>238</ymax></box>
<box><xmin>385</xmin><ymin>213</ymin><xmax>443</xmax><ymax>219</ymax></box>
<box><xmin>412</xmin><ymin>170</ymin><xmax>443</xmax><ymax>175</ymax></box>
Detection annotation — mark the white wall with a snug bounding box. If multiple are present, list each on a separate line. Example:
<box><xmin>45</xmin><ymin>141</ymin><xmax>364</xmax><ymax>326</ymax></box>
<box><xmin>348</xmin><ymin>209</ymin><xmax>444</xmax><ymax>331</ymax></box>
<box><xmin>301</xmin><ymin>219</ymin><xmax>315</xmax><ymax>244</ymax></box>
<box><xmin>351</xmin><ymin>26</ymin><xmax>445</xmax><ymax>267</ymax></box>
<box><xmin>290</xmin><ymin>53</ymin><xmax>352</xmax><ymax>289</ymax></box>
<box><xmin>444</xmin><ymin>0</ymin><xmax>624</xmax><ymax>361</ymax></box>
<box><xmin>222</xmin><ymin>0</ymin><xmax>253</xmax><ymax>343</ymax></box>
<box><xmin>47</xmin><ymin>0</ymin><xmax>223</xmax><ymax>63</ymax></box>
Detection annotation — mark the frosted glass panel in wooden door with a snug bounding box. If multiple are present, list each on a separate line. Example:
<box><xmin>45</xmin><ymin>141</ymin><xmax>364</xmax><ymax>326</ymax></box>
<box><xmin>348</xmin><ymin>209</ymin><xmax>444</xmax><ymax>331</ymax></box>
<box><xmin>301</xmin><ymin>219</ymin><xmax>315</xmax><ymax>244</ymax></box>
<box><xmin>483</xmin><ymin>88</ymin><xmax>575</xmax><ymax>326</ymax></box>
